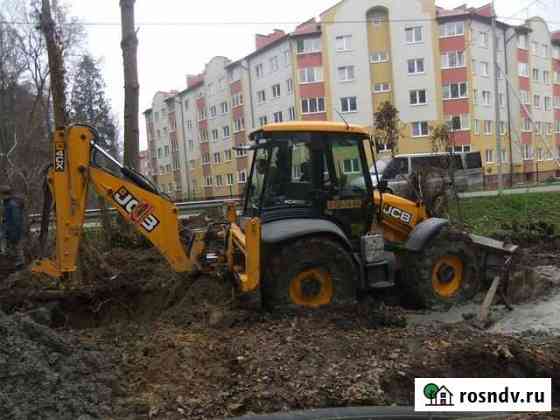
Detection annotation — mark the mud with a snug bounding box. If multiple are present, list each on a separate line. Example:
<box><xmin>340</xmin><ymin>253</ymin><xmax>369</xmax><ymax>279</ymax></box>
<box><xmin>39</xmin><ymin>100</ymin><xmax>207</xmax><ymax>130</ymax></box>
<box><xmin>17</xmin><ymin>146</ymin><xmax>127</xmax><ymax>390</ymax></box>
<box><xmin>1</xmin><ymin>244</ymin><xmax>559</xmax><ymax>419</ymax></box>
<box><xmin>0</xmin><ymin>311</ymin><xmax>113</xmax><ymax>420</ymax></box>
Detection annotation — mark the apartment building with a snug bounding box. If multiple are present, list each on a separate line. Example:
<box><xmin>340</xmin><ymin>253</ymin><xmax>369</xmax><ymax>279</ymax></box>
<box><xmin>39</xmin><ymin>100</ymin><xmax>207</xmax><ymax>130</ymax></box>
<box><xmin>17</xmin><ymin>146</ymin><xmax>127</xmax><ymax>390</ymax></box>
<box><xmin>138</xmin><ymin>150</ymin><xmax>151</xmax><ymax>178</ymax></box>
<box><xmin>144</xmin><ymin>0</ymin><xmax>560</xmax><ymax>200</ymax></box>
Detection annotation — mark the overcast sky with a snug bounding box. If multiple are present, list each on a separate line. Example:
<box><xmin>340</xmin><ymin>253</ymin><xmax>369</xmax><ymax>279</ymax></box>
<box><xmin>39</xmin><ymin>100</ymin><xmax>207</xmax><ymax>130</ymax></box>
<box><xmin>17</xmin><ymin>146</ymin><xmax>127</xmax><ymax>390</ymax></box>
<box><xmin>66</xmin><ymin>0</ymin><xmax>560</xmax><ymax>149</ymax></box>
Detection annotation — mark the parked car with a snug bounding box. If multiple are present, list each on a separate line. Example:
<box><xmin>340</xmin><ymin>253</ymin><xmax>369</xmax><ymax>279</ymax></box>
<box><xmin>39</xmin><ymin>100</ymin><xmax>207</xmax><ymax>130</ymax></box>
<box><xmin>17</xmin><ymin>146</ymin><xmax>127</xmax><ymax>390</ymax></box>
<box><xmin>368</xmin><ymin>151</ymin><xmax>483</xmax><ymax>195</ymax></box>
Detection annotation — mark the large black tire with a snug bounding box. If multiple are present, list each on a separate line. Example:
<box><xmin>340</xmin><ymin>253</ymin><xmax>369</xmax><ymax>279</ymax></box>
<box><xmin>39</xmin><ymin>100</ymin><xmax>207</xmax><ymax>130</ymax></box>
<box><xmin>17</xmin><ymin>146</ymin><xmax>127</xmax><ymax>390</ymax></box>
<box><xmin>401</xmin><ymin>228</ymin><xmax>481</xmax><ymax>310</ymax></box>
<box><xmin>262</xmin><ymin>237</ymin><xmax>357</xmax><ymax>310</ymax></box>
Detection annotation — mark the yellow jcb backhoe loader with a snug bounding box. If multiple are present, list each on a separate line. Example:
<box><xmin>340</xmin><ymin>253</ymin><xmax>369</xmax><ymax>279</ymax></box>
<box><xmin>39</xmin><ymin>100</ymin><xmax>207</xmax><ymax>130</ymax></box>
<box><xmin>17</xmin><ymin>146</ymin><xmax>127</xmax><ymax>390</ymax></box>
<box><xmin>31</xmin><ymin>122</ymin><xmax>516</xmax><ymax>309</ymax></box>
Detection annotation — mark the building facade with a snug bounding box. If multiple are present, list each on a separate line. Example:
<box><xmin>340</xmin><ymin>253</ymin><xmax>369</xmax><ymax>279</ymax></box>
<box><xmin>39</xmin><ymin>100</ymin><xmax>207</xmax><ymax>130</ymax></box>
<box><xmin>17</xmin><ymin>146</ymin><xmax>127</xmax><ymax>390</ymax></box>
<box><xmin>144</xmin><ymin>0</ymin><xmax>560</xmax><ymax>200</ymax></box>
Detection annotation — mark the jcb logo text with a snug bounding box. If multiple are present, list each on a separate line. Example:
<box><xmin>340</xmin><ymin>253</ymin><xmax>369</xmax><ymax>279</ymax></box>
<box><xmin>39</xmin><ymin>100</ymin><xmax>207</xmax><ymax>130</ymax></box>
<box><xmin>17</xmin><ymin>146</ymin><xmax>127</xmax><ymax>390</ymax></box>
<box><xmin>113</xmin><ymin>187</ymin><xmax>160</xmax><ymax>233</ymax></box>
<box><xmin>383</xmin><ymin>204</ymin><xmax>412</xmax><ymax>224</ymax></box>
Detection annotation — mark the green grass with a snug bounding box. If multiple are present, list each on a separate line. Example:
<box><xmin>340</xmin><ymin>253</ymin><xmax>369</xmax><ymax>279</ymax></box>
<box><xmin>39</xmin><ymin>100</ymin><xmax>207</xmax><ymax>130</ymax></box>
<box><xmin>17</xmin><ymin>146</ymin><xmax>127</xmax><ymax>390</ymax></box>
<box><xmin>450</xmin><ymin>192</ymin><xmax>560</xmax><ymax>236</ymax></box>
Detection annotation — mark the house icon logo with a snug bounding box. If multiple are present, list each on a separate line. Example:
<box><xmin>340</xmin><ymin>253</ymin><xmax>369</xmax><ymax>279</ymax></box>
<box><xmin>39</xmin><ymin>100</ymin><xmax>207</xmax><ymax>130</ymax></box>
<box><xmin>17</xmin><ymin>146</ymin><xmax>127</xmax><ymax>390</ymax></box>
<box><xmin>423</xmin><ymin>383</ymin><xmax>455</xmax><ymax>407</ymax></box>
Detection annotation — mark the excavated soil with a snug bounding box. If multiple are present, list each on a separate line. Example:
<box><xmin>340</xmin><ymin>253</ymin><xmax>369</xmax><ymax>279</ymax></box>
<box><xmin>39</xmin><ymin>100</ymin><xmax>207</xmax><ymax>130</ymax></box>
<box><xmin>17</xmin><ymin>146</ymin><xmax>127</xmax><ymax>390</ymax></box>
<box><xmin>0</xmin><ymin>236</ymin><xmax>559</xmax><ymax>419</ymax></box>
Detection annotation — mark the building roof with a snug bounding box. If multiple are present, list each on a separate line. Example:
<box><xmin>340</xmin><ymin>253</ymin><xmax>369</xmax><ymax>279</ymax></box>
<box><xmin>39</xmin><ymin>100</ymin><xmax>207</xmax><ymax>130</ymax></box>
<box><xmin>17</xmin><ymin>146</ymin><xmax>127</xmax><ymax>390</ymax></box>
<box><xmin>436</xmin><ymin>2</ymin><xmax>509</xmax><ymax>28</ymax></box>
<box><xmin>257</xmin><ymin>121</ymin><xmax>370</xmax><ymax>136</ymax></box>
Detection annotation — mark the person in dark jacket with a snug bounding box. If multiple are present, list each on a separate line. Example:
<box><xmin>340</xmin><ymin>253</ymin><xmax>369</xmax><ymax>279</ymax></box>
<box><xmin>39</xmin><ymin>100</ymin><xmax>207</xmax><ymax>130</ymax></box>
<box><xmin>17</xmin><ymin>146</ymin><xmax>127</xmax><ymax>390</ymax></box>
<box><xmin>0</xmin><ymin>185</ymin><xmax>25</xmax><ymax>267</ymax></box>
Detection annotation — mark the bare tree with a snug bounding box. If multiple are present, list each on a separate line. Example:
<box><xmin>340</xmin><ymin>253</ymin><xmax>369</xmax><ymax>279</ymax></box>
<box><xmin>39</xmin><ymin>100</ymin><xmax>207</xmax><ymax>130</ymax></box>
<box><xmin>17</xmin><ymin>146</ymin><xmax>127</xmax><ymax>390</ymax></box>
<box><xmin>373</xmin><ymin>101</ymin><xmax>401</xmax><ymax>157</ymax></box>
<box><xmin>428</xmin><ymin>123</ymin><xmax>463</xmax><ymax>222</ymax></box>
<box><xmin>39</xmin><ymin>0</ymin><xmax>66</xmax><ymax>128</ymax></box>
<box><xmin>120</xmin><ymin>0</ymin><xmax>139</xmax><ymax>170</ymax></box>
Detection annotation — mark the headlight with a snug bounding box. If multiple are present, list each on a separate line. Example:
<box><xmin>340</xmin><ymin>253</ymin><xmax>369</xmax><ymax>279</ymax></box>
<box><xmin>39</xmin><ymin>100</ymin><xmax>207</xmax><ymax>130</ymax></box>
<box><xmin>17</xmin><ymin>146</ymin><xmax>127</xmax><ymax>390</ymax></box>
<box><xmin>361</xmin><ymin>233</ymin><xmax>385</xmax><ymax>264</ymax></box>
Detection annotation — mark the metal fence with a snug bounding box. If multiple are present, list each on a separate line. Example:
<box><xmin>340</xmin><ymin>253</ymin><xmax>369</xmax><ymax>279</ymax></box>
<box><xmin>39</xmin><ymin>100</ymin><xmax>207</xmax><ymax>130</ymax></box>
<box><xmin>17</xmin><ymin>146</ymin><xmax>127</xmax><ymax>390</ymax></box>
<box><xmin>28</xmin><ymin>198</ymin><xmax>241</xmax><ymax>225</ymax></box>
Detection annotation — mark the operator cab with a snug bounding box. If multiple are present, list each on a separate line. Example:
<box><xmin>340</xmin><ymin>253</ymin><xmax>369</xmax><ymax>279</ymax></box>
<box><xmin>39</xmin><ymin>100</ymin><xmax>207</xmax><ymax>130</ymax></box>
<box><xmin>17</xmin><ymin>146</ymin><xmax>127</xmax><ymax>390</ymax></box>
<box><xmin>244</xmin><ymin>122</ymin><xmax>376</xmax><ymax>249</ymax></box>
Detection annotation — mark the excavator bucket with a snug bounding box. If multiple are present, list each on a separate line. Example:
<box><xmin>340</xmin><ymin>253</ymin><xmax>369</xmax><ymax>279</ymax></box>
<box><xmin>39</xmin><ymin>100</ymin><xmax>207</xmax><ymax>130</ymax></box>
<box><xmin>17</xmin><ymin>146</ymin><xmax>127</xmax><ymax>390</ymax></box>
<box><xmin>469</xmin><ymin>233</ymin><xmax>518</xmax><ymax>255</ymax></box>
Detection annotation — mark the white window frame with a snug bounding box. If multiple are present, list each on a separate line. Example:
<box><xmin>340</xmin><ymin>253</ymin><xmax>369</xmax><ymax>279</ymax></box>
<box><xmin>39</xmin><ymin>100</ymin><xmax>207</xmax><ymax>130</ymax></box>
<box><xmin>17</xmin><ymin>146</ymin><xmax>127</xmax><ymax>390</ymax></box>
<box><xmin>522</xmin><ymin>118</ymin><xmax>532</xmax><ymax>132</ymax></box>
<box><xmin>523</xmin><ymin>144</ymin><xmax>533</xmax><ymax>161</ymax></box>
<box><xmin>479</xmin><ymin>31</ymin><xmax>489</xmax><ymax>48</ymax></box>
<box><xmin>255</xmin><ymin>63</ymin><xmax>264</xmax><ymax>79</ymax></box>
<box><xmin>370</xmin><ymin>51</ymin><xmax>389</xmax><ymax>63</ymax></box>
<box><xmin>480</xmin><ymin>61</ymin><xmax>489</xmax><ymax>77</ymax></box>
<box><xmin>520</xmin><ymin>90</ymin><xmax>531</xmax><ymax>105</ymax></box>
<box><xmin>340</xmin><ymin>96</ymin><xmax>358</xmax><ymax>113</ymax></box>
<box><xmin>288</xmin><ymin>106</ymin><xmax>296</xmax><ymax>121</ymax></box>
<box><xmin>409</xmin><ymin>89</ymin><xmax>427</xmax><ymax>105</ymax></box>
<box><xmin>259</xmin><ymin>115</ymin><xmax>268</xmax><ymax>127</ymax></box>
<box><xmin>446</xmin><ymin>114</ymin><xmax>470</xmax><ymax>131</ymax></box>
<box><xmin>299</xmin><ymin>67</ymin><xmax>323</xmax><ymax>84</ymax></box>
<box><xmin>483</xmin><ymin>120</ymin><xmax>493</xmax><ymax>135</ymax></box>
<box><xmin>543</xmin><ymin>71</ymin><xmax>550</xmax><ymax>85</ymax></box>
<box><xmin>518</xmin><ymin>62</ymin><xmax>529</xmax><ymax>77</ymax></box>
<box><xmin>482</xmin><ymin>90</ymin><xmax>492</xmax><ymax>106</ymax></box>
<box><xmin>257</xmin><ymin>90</ymin><xmax>266</xmax><ymax>103</ymax></box>
<box><xmin>441</xmin><ymin>51</ymin><xmax>465</xmax><ymax>69</ymax></box>
<box><xmin>223</xmin><ymin>126</ymin><xmax>230</xmax><ymax>138</ymax></box>
<box><xmin>407</xmin><ymin>58</ymin><xmax>425</xmax><ymax>75</ymax></box>
<box><xmin>443</xmin><ymin>82</ymin><xmax>468</xmax><ymax>100</ymax></box>
<box><xmin>411</xmin><ymin>121</ymin><xmax>429</xmax><ymax>137</ymax></box>
<box><xmin>273</xmin><ymin>111</ymin><xmax>283</xmax><ymax>123</ymax></box>
<box><xmin>287</xmin><ymin>79</ymin><xmax>294</xmax><ymax>94</ymax></box>
<box><xmin>238</xmin><ymin>170</ymin><xmax>247</xmax><ymax>184</ymax></box>
<box><xmin>473</xmin><ymin>119</ymin><xmax>480</xmax><ymax>135</ymax></box>
<box><xmin>533</xmin><ymin>94</ymin><xmax>540</xmax><ymax>109</ymax></box>
<box><xmin>338</xmin><ymin>65</ymin><xmax>355</xmax><ymax>82</ymax></box>
<box><xmin>342</xmin><ymin>158</ymin><xmax>360</xmax><ymax>174</ymax></box>
<box><xmin>439</xmin><ymin>21</ymin><xmax>464</xmax><ymax>38</ymax></box>
<box><xmin>296</xmin><ymin>38</ymin><xmax>321</xmax><ymax>54</ymax></box>
<box><xmin>301</xmin><ymin>97</ymin><xmax>325</xmax><ymax>114</ymax></box>
<box><xmin>405</xmin><ymin>26</ymin><xmax>423</xmax><ymax>44</ymax></box>
<box><xmin>336</xmin><ymin>35</ymin><xmax>352</xmax><ymax>52</ymax></box>
<box><xmin>373</xmin><ymin>82</ymin><xmax>391</xmax><ymax>93</ymax></box>
<box><xmin>485</xmin><ymin>149</ymin><xmax>494</xmax><ymax>163</ymax></box>
<box><xmin>272</xmin><ymin>83</ymin><xmax>281</xmax><ymax>98</ymax></box>
<box><xmin>233</xmin><ymin>118</ymin><xmax>244</xmax><ymax>133</ymax></box>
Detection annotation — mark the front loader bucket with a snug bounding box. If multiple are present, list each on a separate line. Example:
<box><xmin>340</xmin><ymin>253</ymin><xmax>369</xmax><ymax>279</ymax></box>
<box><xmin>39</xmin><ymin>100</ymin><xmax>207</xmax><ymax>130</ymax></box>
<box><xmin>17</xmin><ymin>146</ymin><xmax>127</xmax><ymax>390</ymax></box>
<box><xmin>469</xmin><ymin>234</ymin><xmax>518</xmax><ymax>255</ymax></box>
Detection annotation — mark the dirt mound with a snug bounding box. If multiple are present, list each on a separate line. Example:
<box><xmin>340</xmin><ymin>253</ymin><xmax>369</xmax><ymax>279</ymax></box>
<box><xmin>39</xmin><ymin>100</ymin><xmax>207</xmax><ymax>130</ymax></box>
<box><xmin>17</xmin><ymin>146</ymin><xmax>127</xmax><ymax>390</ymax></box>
<box><xmin>81</xmin><ymin>301</ymin><xmax>560</xmax><ymax>419</ymax></box>
<box><xmin>164</xmin><ymin>275</ymin><xmax>235</xmax><ymax>327</ymax></box>
<box><xmin>0</xmin><ymin>311</ymin><xmax>113</xmax><ymax>419</ymax></box>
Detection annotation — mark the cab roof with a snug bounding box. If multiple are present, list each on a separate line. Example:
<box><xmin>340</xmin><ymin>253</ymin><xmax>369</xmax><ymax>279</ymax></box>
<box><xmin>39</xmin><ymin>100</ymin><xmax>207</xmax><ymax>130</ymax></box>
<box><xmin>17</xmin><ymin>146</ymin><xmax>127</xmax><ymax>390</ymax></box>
<box><xmin>255</xmin><ymin>121</ymin><xmax>370</xmax><ymax>137</ymax></box>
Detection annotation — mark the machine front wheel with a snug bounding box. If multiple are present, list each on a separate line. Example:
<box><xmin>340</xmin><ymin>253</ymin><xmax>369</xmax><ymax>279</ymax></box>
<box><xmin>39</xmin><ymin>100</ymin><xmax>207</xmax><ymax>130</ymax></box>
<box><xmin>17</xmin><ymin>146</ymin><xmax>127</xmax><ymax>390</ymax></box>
<box><xmin>402</xmin><ymin>228</ymin><xmax>481</xmax><ymax>309</ymax></box>
<box><xmin>262</xmin><ymin>237</ymin><xmax>357</xmax><ymax>310</ymax></box>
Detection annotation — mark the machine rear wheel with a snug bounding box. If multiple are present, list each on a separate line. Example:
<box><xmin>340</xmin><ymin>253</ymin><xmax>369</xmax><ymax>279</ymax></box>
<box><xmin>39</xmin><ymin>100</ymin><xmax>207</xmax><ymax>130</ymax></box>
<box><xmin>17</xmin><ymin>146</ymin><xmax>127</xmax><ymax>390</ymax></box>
<box><xmin>263</xmin><ymin>237</ymin><xmax>357</xmax><ymax>310</ymax></box>
<box><xmin>402</xmin><ymin>228</ymin><xmax>480</xmax><ymax>309</ymax></box>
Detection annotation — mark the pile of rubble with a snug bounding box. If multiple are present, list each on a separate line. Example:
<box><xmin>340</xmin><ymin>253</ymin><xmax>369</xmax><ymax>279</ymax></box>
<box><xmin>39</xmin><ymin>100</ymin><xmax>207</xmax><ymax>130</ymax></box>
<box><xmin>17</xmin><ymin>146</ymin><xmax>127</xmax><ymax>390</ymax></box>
<box><xmin>0</xmin><ymin>310</ymin><xmax>113</xmax><ymax>419</ymax></box>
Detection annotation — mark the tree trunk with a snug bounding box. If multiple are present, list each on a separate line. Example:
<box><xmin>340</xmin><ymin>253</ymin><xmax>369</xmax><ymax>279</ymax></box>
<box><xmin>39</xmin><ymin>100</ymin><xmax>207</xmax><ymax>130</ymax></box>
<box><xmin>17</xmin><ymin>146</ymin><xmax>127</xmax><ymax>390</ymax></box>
<box><xmin>120</xmin><ymin>0</ymin><xmax>139</xmax><ymax>170</ymax></box>
<box><xmin>40</xmin><ymin>0</ymin><xmax>66</xmax><ymax>129</ymax></box>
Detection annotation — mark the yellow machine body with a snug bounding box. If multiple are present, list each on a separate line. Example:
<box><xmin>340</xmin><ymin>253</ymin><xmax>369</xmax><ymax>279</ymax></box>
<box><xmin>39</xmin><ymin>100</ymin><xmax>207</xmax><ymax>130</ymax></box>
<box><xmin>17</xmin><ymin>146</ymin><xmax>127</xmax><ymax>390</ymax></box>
<box><xmin>31</xmin><ymin>126</ymin><xmax>260</xmax><ymax>289</ymax></box>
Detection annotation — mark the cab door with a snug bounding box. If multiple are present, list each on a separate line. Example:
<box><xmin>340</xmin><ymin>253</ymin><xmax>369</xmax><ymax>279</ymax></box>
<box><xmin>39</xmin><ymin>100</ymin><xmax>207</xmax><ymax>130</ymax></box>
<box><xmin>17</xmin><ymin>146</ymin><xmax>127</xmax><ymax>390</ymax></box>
<box><xmin>319</xmin><ymin>134</ymin><xmax>374</xmax><ymax>249</ymax></box>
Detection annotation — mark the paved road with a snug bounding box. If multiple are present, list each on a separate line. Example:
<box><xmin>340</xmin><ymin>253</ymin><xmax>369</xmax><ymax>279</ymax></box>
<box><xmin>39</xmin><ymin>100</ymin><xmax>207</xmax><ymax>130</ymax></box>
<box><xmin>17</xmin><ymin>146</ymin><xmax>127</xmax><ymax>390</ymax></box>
<box><xmin>459</xmin><ymin>183</ymin><xmax>560</xmax><ymax>198</ymax></box>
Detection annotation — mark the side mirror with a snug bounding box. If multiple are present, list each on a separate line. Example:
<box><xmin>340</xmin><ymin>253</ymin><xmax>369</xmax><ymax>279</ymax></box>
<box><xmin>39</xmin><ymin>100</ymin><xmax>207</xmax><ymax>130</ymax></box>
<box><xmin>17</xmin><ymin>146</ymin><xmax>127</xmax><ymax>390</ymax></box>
<box><xmin>378</xmin><ymin>179</ymin><xmax>389</xmax><ymax>192</ymax></box>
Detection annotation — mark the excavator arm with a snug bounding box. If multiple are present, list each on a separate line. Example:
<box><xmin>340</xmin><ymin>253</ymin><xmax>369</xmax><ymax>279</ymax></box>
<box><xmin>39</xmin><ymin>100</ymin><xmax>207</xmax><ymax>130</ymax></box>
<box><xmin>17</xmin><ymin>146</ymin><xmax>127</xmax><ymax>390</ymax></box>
<box><xmin>31</xmin><ymin>125</ymin><xmax>199</xmax><ymax>278</ymax></box>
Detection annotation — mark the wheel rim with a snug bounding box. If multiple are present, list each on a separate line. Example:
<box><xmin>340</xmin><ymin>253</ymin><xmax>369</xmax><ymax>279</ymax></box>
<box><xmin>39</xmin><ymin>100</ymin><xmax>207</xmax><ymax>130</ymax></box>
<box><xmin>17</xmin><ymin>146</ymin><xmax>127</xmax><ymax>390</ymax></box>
<box><xmin>289</xmin><ymin>268</ymin><xmax>333</xmax><ymax>308</ymax></box>
<box><xmin>431</xmin><ymin>256</ymin><xmax>463</xmax><ymax>298</ymax></box>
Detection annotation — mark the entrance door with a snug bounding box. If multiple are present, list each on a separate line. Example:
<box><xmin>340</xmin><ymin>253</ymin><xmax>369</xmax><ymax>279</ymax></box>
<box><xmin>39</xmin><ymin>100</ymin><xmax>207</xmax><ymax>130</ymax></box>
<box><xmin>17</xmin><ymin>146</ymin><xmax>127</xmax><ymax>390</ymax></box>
<box><xmin>320</xmin><ymin>134</ymin><xmax>374</xmax><ymax>248</ymax></box>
